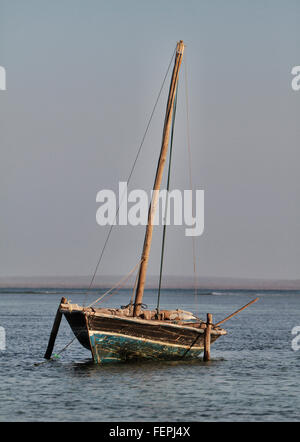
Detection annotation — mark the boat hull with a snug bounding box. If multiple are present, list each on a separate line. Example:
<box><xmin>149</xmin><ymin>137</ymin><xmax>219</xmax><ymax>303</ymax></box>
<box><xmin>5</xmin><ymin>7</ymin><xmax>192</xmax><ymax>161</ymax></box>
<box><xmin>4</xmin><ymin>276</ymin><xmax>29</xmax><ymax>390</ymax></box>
<box><xmin>88</xmin><ymin>330</ymin><xmax>204</xmax><ymax>363</ymax></box>
<box><xmin>63</xmin><ymin>308</ymin><xmax>224</xmax><ymax>364</ymax></box>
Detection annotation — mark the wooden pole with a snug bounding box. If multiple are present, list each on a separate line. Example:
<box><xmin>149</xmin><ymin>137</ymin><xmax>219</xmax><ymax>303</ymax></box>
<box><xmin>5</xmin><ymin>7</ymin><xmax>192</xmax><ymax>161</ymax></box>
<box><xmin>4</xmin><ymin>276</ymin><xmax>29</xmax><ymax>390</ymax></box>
<box><xmin>203</xmin><ymin>313</ymin><xmax>212</xmax><ymax>362</ymax></box>
<box><xmin>215</xmin><ymin>297</ymin><xmax>259</xmax><ymax>327</ymax></box>
<box><xmin>44</xmin><ymin>297</ymin><xmax>67</xmax><ymax>359</ymax></box>
<box><xmin>133</xmin><ymin>40</ymin><xmax>185</xmax><ymax>317</ymax></box>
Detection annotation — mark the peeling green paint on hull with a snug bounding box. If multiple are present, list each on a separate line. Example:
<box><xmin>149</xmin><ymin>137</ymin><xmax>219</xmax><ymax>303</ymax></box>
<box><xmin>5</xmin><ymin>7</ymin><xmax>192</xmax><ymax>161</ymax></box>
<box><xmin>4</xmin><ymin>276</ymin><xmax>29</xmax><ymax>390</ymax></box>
<box><xmin>89</xmin><ymin>332</ymin><xmax>203</xmax><ymax>364</ymax></box>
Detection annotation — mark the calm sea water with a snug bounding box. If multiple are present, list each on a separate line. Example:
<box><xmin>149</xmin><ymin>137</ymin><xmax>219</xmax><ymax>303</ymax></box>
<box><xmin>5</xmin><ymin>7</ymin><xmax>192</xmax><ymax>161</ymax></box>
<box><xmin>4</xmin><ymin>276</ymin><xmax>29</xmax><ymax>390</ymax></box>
<box><xmin>0</xmin><ymin>288</ymin><xmax>299</xmax><ymax>422</ymax></box>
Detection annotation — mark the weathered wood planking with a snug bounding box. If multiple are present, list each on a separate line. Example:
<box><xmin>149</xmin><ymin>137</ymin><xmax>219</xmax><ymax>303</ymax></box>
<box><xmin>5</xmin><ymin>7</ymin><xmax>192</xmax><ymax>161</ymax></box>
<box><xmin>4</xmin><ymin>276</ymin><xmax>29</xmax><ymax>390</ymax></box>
<box><xmin>87</xmin><ymin>314</ymin><xmax>210</xmax><ymax>348</ymax></box>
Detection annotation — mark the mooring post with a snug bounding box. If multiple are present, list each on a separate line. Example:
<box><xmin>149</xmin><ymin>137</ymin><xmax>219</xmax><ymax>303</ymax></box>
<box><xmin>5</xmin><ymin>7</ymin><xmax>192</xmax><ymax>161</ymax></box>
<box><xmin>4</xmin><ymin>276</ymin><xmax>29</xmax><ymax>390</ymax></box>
<box><xmin>203</xmin><ymin>313</ymin><xmax>212</xmax><ymax>362</ymax></box>
<box><xmin>44</xmin><ymin>297</ymin><xmax>67</xmax><ymax>359</ymax></box>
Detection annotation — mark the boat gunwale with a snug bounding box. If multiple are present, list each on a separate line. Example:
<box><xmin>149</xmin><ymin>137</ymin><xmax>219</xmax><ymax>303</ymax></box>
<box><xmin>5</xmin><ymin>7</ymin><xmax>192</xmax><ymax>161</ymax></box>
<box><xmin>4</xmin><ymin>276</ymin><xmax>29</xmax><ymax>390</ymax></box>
<box><xmin>60</xmin><ymin>303</ymin><xmax>227</xmax><ymax>336</ymax></box>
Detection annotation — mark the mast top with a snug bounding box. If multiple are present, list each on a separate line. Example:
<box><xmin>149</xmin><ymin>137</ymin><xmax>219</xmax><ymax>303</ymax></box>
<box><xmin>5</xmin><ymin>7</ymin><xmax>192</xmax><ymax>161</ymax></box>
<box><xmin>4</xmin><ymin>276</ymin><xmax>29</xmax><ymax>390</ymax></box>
<box><xmin>176</xmin><ymin>40</ymin><xmax>185</xmax><ymax>55</ymax></box>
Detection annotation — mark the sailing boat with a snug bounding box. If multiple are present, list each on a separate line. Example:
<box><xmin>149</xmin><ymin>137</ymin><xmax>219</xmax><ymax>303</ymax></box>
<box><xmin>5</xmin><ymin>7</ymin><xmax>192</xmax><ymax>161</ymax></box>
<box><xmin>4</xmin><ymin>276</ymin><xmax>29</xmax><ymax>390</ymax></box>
<box><xmin>44</xmin><ymin>40</ymin><xmax>236</xmax><ymax>364</ymax></box>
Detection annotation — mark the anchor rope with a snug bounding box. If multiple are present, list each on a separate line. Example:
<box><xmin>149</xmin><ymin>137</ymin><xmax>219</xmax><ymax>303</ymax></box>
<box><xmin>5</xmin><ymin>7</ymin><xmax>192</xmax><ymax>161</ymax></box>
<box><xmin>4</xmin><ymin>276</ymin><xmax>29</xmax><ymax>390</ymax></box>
<box><xmin>35</xmin><ymin>335</ymin><xmax>77</xmax><ymax>366</ymax></box>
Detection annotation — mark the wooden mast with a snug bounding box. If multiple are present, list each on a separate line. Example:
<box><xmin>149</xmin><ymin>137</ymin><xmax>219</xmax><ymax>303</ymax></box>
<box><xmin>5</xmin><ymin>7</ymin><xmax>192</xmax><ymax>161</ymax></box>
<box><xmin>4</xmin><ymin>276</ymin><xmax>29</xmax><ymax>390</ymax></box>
<box><xmin>133</xmin><ymin>40</ymin><xmax>185</xmax><ymax>317</ymax></box>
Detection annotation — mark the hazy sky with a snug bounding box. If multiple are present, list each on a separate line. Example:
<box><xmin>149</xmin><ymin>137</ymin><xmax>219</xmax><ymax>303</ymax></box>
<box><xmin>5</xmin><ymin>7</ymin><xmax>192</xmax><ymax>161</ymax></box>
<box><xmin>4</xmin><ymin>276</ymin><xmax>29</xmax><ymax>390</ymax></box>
<box><xmin>1</xmin><ymin>0</ymin><xmax>300</xmax><ymax>281</ymax></box>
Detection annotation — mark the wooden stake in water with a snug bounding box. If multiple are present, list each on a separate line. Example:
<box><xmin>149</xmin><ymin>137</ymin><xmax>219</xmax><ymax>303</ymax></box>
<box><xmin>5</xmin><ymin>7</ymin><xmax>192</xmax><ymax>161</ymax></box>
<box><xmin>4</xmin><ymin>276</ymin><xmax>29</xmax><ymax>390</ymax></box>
<box><xmin>203</xmin><ymin>313</ymin><xmax>212</xmax><ymax>362</ymax></box>
<box><xmin>44</xmin><ymin>297</ymin><xmax>67</xmax><ymax>360</ymax></box>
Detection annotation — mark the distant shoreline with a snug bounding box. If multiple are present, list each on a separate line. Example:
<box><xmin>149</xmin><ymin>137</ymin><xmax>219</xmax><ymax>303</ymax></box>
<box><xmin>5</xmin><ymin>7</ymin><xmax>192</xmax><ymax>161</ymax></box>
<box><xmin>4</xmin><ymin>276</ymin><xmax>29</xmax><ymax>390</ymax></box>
<box><xmin>0</xmin><ymin>275</ymin><xmax>300</xmax><ymax>290</ymax></box>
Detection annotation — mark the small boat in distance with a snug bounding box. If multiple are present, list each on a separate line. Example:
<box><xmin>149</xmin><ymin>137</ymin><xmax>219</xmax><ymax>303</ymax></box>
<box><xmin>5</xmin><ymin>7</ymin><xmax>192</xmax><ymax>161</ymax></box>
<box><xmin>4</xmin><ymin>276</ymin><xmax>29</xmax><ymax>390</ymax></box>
<box><xmin>44</xmin><ymin>41</ymin><xmax>257</xmax><ymax>364</ymax></box>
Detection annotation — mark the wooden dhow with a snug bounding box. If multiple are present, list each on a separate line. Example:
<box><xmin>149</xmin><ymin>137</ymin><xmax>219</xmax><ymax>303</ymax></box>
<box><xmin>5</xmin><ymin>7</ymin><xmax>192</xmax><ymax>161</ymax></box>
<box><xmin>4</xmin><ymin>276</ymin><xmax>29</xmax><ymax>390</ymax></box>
<box><xmin>59</xmin><ymin>301</ymin><xmax>226</xmax><ymax>363</ymax></box>
<box><xmin>44</xmin><ymin>41</ymin><xmax>257</xmax><ymax>364</ymax></box>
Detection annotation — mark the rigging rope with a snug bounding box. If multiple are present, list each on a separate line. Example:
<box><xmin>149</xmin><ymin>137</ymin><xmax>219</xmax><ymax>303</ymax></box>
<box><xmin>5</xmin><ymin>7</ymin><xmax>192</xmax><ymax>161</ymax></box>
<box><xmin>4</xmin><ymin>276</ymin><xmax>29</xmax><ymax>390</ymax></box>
<box><xmin>130</xmin><ymin>262</ymin><xmax>141</xmax><ymax>306</ymax></box>
<box><xmin>87</xmin><ymin>259</ymin><xmax>142</xmax><ymax>307</ymax></box>
<box><xmin>83</xmin><ymin>47</ymin><xmax>176</xmax><ymax>307</ymax></box>
<box><xmin>184</xmin><ymin>51</ymin><xmax>199</xmax><ymax>314</ymax></box>
<box><xmin>156</xmin><ymin>83</ymin><xmax>179</xmax><ymax>314</ymax></box>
